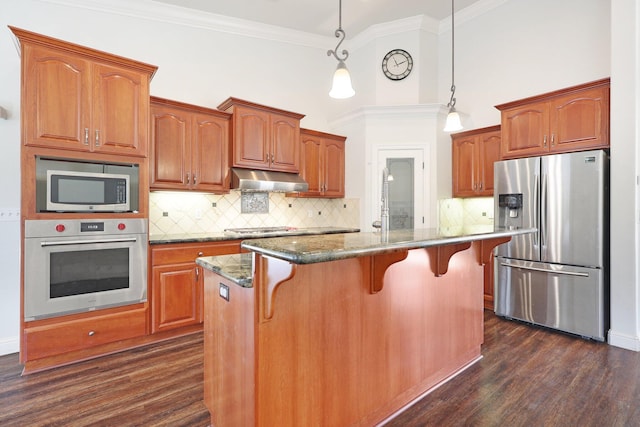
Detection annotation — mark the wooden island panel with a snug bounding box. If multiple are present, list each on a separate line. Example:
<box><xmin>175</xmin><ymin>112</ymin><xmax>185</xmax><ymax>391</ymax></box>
<box><xmin>203</xmin><ymin>244</ymin><xmax>486</xmax><ymax>426</ymax></box>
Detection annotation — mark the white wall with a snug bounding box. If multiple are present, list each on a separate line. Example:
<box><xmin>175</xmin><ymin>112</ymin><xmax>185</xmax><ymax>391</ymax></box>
<box><xmin>0</xmin><ymin>0</ymin><xmax>635</xmax><ymax>355</ymax></box>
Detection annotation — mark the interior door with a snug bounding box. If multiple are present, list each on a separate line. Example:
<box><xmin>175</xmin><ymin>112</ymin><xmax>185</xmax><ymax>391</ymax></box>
<box><xmin>376</xmin><ymin>149</ymin><xmax>425</xmax><ymax>230</ymax></box>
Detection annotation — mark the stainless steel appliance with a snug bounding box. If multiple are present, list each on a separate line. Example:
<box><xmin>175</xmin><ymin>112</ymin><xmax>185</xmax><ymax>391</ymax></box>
<box><xmin>494</xmin><ymin>150</ymin><xmax>609</xmax><ymax>341</ymax></box>
<box><xmin>24</xmin><ymin>218</ymin><xmax>147</xmax><ymax>320</ymax></box>
<box><xmin>36</xmin><ymin>157</ymin><xmax>139</xmax><ymax>213</ymax></box>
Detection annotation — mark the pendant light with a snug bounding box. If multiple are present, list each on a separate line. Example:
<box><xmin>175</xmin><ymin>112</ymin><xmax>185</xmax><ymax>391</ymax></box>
<box><xmin>327</xmin><ymin>0</ymin><xmax>355</xmax><ymax>99</ymax></box>
<box><xmin>444</xmin><ymin>0</ymin><xmax>463</xmax><ymax>132</ymax></box>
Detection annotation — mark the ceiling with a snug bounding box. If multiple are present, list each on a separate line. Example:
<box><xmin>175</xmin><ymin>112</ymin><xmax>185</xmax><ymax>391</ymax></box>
<box><xmin>152</xmin><ymin>0</ymin><xmax>483</xmax><ymax>36</ymax></box>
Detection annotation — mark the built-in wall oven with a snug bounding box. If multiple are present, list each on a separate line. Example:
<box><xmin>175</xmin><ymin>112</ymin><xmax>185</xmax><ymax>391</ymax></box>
<box><xmin>24</xmin><ymin>218</ymin><xmax>147</xmax><ymax>321</ymax></box>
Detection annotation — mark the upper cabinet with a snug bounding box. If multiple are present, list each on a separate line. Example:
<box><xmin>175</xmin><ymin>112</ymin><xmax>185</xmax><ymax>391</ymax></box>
<box><xmin>496</xmin><ymin>78</ymin><xmax>610</xmax><ymax>159</ymax></box>
<box><xmin>292</xmin><ymin>129</ymin><xmax>346</xmax><ymax>199</ymax></box>
<box><xmin>452</xmin><ymin>125</ymin><xmax>501</xmax><ymax>197</ymax></box>
<box><xmin>12</xmin><ymin>26</ymin><xmax>157</xmax><ymax>158</ymax></box>
<box><xmin>150</xmin><ymin>97</ymin><xmax>230</xmax><ymax>193</ymax></box>
<box><xmin>217</xmin><ymin>97</ymin><xmax>305</xmax><ymax>173</ymax></box>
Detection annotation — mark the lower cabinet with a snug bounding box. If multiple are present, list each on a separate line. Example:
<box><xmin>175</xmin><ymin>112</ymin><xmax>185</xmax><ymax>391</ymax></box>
<box><xmin>23</xmin><ymin>304</ymin><xmax>147</xmax><ymax>361</ymax></box>
<box><xmin>150</xmin><ymin>240</ymin><xmax>242</xmax><ymax>333</ymax></box>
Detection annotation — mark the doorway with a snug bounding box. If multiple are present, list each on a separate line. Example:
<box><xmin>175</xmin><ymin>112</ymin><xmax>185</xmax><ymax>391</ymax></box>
<box><xmin>376</xmin><ymin>149</ymin><xmax>426</xmax><ymax>230</ymax></box>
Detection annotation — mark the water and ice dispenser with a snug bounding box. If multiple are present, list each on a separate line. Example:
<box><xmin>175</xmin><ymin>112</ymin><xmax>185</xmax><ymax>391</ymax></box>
<box><xmin>497</xmin><ymin>193</ymin><xmax>523</xmax><ymax>229</ymax></box>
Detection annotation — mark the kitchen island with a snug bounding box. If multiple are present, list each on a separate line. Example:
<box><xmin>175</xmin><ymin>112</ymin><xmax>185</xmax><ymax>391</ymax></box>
<box><xmin>196</xmin><ymin>227</ymin><xmax>533</xmax><ymax>426</ymax></box>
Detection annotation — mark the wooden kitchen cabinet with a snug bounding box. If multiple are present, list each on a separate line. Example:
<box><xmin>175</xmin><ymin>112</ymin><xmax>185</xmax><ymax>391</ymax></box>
<box><xmin>496</xmin><ymin>78</ymin><xmax>610</xmax><ymax>159</ymax></box>
<box><xmin>23</xmin><ymin>304</ymin><xmax>147</xmax><ymax>362</ymax></box>
<box><xmin>150</xmin><ymin>97</ymin><xmax>231</xmax><ymax>193</ymax></box>
<box><xmin>217</xmin><ymin>97</ymin><xmax>305</xmax><ymax>173</ymax></box>
<box><xmin>13</xmin><ymin>27</ymin><xmax>157</xmax><ymax>158</ymax></box>
<box><xmin>452</xmin><ymin>125</ymin><xmax>501</xmax><ymax>197</ymax></box>
<box><xmin>290</xmin><ymin>128</ymin><xmax>346</xmax><ymax>198</ymax></box>
<box><xmin>150</xmin><ymin>240</ymin><xmax>242</xmax><ymax>333</ymax></box>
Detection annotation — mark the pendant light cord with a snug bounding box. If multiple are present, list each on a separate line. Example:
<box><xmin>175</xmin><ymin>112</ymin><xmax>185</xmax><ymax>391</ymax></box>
<box><xmin>447</xmin><ymin>0</ymin><xmax>456</xmax><ymax>109</ymax></box>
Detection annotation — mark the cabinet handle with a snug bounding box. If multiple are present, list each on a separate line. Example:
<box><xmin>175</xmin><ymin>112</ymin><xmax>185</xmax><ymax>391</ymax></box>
<box><xmin>551</xmin><ymin>134</ymin><xmax>555</xmax><ymax>146</ymax></box>
<box><xmin>479</xmin><ymin>182</ymin><xmax>483</xmax><ymax>190</ymax></box>
<box><xmin>84</xmin><ymin>128</ymin><xmax>89</xmax><ymax>145</ymax></box>
<box><xmin>193</xmin><ymin>174</ymin><xmax>197</xmax><ymax>184</ymax></box>
<box><xmin>95</xmin><ymin>129</ymin><xmax>100</xmax><ymax>147</ymax></box>
<box><xmin>88</xmin><ymin>330</ymin><xmax>95</xmax><ymax>336</ymax></box>
<box><xmin>186</xmin><ymin>173</ymin><xmax>190</xmax><ymax>184</ymax></box>
<box><xmin>198</xmin><ymin>251</ymin><xmax>204</xmax><ymax>256</ymax></box>
<box><xmin>543</xmin><ymin>135</ymin><xmax>547</xmax><ymax>147</ymax></box>
<box><xmin>195</xmin><ymin>266</ymin><xmax>200</xmax><ymax>281</ymax></box>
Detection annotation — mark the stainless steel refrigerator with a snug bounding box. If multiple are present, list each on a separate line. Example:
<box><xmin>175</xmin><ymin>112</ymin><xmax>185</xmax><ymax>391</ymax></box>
<box><xmin>493</xmin><ymin>149</ymin><xmax>609</xmax><ymax>341</ymax></box>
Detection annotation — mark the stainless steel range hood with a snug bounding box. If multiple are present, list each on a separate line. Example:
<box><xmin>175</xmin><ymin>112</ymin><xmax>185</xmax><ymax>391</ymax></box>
<box><xmin>231</xmin><ymin>168</ymin><xmax>309</xmax><ymax>192</ymax></box>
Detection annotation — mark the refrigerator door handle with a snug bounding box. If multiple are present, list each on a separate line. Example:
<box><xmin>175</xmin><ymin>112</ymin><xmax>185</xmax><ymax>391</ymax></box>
<box><xmin>533</xmin><ymin>173</ymin><xmax>540</xmax><ymax>247</ymax></box>
<box><xmin>541</xmin><ymin>173</ymin><xmax>547</xmax><ymax>248</ymax></box>
<box><xmin>499</xmin><ymin>262</ymin><xmax>589</xmax><ymax>277</ymax></box>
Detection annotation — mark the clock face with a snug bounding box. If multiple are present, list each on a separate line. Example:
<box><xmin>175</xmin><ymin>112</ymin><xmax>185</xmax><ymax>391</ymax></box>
<box><xmin>382</xmin><ymin>49</ymin><xmax>413</xmax><ymax>80</ymax></box>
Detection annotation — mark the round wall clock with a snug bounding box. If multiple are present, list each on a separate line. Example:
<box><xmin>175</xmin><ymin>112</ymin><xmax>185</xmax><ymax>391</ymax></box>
<box><xmin>381</xmin><ymin>49</ymin><xmax>413</xmax><ymax>81</ymax></box>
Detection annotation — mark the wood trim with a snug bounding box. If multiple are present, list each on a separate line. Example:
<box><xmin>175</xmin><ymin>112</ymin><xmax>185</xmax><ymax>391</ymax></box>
<box><xmin>150</xmin><ymin>96</ymin><xmax>232</xmax><ymax>119</ymax></box>
<box><xmin>217</xmin><ymin>96</ymin><xmax>305</xmax><ymax>119</ymax></box>
<box><xmin>425</xmin><ymin>242</ymin><xmax>472</xmax><ymax>276</ymax></box>
<box><xmin>9</xmin><ymin>26</ymin><xmax>158</xmax><ymax>78</ymax></box>
<box><xmin>474</xmin><ymin>237</ymin><xmax>512</xmax><ymax>265</ymax></box>
<box><xmin>450</xmin><ymin>124</ymin><xmax>501</xmax><ymax>139</ymax></box>
<box><xmin>495</xmin><ymin>78</ymin><xmax>610</xmax><ymax>111</ymax></box>
<box><xmin>299</xmin><ymin>127</ymin><xmax>347</xmax><ymax>141</ymax></box>
<box><xmin>256</xmin><ymin>255</ymin><xmax>297</xmax><ymax>322</ymax></box>
<box><xmin>370</xmin><ymin>250</ymin><xmax>409</xmax><ymax>293</ymax></box>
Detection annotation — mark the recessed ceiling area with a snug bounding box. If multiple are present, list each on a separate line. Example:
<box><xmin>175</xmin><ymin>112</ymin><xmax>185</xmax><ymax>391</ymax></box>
<box><xmin>151</xmin><ymin>0</ymin><xmax>483</xmax><ymax>36</ymax></box>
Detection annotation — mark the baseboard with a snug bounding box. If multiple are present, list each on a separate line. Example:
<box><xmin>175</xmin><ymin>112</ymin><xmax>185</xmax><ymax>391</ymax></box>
<box><xmin>608</xmin><ymin>329</ymin><xmax>640</xmax><ymax>351</ymax></box>
<box><xmin>0</xmin><ymin>336</ymin><xmax>19</xmax><ymax>356</ymax></box>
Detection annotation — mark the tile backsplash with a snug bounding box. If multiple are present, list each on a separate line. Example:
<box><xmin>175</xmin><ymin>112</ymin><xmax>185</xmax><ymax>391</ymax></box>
<box><xmin>438</xmin><ymin>197</ymin><xmax>494</xmax><ymax>234</ymax></box>
<box><xmin>149</xmin><ymin>191</ymin><xmax>360</xmax><ymax>236</ymax></box>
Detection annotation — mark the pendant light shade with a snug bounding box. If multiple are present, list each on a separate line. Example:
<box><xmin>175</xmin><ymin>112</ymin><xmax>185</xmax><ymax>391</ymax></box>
<box><xmin>444</xmin><ymin>108</ymin><xmax>463</xmax><ymax>132</ymax></box>
<box><xmin>444</xmin><ymin>0</ymin><xmax>463</xmax><ymax>132</ymax></box>
<box><xmin>327</xmin><ymin>0</ymin><xmax>354</xmax><ymax>99</ymax></box>
<box><xmin>329</xmin><ymin>60</ymin><xmax>355</xmax><ymax>99</ymax></box>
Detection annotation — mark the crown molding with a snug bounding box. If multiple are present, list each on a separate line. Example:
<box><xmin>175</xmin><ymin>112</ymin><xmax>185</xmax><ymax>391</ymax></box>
<box><xmin>37</xmin><ymin>0</ymin><xmax>510</xmax><ymax>49</ymax></box>
<box><xmin>439</xmin><ymin>0</ymin><xmax>510</xmax><ymax>33</ymax></box>
<box><xmin>36</xmin><ymin>0</ymin><xmax>332</xmax><ymax>48</ymax></box>
<box><xmin>329</xmin><ymin>104</ymin><xmax>448</xmax><ymax>128</ymax></box>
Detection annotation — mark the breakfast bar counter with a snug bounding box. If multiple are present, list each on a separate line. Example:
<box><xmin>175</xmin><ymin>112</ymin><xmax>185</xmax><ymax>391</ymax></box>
<box><xmin>197</xmin><ymin>227</ymin><xmax>533</xmax><ymax>426</ymax></box>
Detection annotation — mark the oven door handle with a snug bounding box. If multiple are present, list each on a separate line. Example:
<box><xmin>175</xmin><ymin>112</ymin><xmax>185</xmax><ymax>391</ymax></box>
<box><xmin>40</xmin><ymin>237</ymin><xmax>138</xmax><ymax>247</ymax></box>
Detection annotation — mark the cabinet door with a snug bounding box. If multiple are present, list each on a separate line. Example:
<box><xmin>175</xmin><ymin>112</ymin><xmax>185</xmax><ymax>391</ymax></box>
<box><xmin>323</xmin><ymin>139</ymin><xmax>345</xmax><ymax>197</ymax></box>
<box><xmin>500</xmin><ymin>102</ymin><xmax>549</xmax><ymax>158</ymax></box>
<box><xmin>549</xmin><ymin>86</ymin><xmax>609</xmax><ymax>153</ymax></box>
<box><xmin>233</xmin><ymin>106</ymin><xmax>270</xmax><ymax>169</ymax></box>
<box><xmin>150</xmin><ymin>105</ymin><xmax>190</xmax><ymax>190</ymax></box>
<box><xmin>92</xmin><ymin>63</ymin><xmax>150</xmax><ymax>157</ymax></box>
<box><xmin>151</xmin><ymin>263</ymin><xmax>201</xmax><ymax>333</ymax></box>
<box><xmin>192</xmin><ymin>113</ymin><xmax>229</xmax><ymax>192</ymax></box>
<box><xmin>452</xmin><ymin>136</ymin><xmax>477</xmax><ymax>197</ymax></box>
<box><xmin>22</xmin><ymin>44</ymin><xmax>92</xmax><ymax>150</ymax></box>
<box><xmin>299</xmin><ymin>133</ymin><xmax>323</xmax><ymax>196</ymax></box>
<box><xmin>478</xmin><ymin>131</ymin><xmax>501</xmax><ymax>195</ymax></box>
<box><xmin>270</xmin><ymin>113</ymin><xmax>300</xmax><ymax>173</ymax></box>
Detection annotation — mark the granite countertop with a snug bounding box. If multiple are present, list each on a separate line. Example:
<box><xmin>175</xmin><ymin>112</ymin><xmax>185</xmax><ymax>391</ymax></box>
<box><xmin>241</xmin><ymin>226</ymin><xmax>535</xmax><ymax>264</ymax></box>
<box><xmin>149</xmin><ymin>226</ymin><xmax>360</xmax><ymax>244</ymax></box>
<box><xmin>196</xmin><ymin>253</ymin><xmax>253</xmax><ymax>288</ymax></box>
<box><xmin>196</xmin><ymin>226</ymin><xmax>535</xmax><ymax>287</ymax></box>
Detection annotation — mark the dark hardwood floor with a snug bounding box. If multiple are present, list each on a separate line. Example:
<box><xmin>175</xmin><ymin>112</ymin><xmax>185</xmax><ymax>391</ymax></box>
<box><xmin>1</xmin><ymin>312</ymin><xmax>639</xmax><ymax>426</ymax></box>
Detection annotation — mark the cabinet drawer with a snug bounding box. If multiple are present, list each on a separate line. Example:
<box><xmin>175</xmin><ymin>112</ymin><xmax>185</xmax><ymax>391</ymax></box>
<box><xmin>24</xmin><ymin>306</ymin><xmax>147</xmax><ymax>361</ymax></box>
<box><xmin>151</xmin><ymin>240</ymin><xmax>242</xmax><ymax>265</ymax></box>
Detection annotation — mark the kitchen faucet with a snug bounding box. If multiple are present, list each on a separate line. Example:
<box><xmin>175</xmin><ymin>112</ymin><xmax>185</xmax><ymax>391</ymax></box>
<box><xmin>372</xmin><ymin>167</ymin><xmax>393</xmax><ymax>233</ymax></box>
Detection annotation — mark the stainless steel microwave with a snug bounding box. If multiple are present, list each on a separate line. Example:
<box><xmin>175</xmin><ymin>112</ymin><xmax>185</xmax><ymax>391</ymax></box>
<box><xmin>47</xmin><ymin>170</ymin><xmax>130</xmax><ymax>212</ymax></box>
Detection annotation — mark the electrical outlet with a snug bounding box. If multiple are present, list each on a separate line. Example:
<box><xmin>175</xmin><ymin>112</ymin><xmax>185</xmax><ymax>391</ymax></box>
<box><xmin>307</xmin><ymin>210</ymin><xmax>314</xmax><ymax>218</ymax></box>
<box><xmin>195</xmin><ymin>209</ymin><xmax>203</xmax><ymax>219</ymax></box>
<box><xmin>0</xmin><ymin>209</ymin><xmax>20</xmax><ymax>222</ymax></box>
